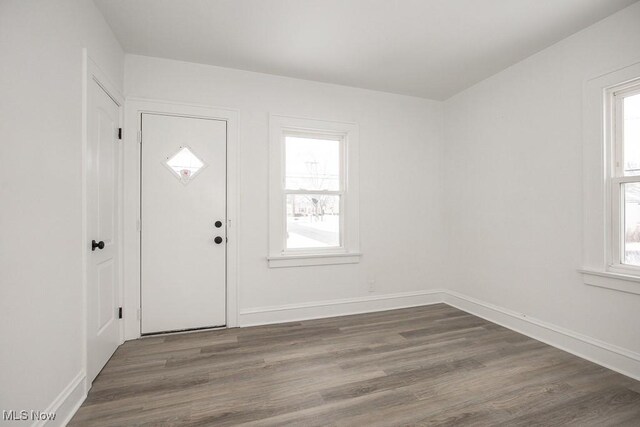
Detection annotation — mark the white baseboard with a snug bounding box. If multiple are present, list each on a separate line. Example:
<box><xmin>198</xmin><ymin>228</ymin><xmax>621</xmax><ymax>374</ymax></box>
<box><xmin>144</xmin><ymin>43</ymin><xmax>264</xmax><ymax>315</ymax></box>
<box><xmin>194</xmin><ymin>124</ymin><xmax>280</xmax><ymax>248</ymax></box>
<box><xmin>49</xmin><ymin>288</ymin><xmax>640</xmax><ymax>427</ymax></box>
<box><xmin>239</xmin><ymin>289</ymin><xmax>446</xmax><ymax>327</ymax></box>
<box><xmin>35</xmin><ymin>371</ymin><xmax>86</xmax><ymax>427</ymax></box>
<box><xmin>443</xmin><ymin>290</ymin><xmax>640</xmax><ymax>381</ymax></box>
<box><xmin>240</xmin><ymin>289</ymin><xmax>640</xmax><ymax>381</ymax></box>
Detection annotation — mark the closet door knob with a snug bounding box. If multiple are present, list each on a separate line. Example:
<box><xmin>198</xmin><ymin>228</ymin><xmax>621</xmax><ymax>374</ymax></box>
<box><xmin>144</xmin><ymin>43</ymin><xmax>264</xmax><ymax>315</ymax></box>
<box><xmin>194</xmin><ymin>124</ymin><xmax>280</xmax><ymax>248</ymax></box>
<box><xmin>92</xmin><ymin>240</ymin><xmax>105</xmax><ymax>251</ymax></box>
<box><xmin>214</xmin><ymin>236</ymin><xmax>223</xmax><ymax>244</ymax></box>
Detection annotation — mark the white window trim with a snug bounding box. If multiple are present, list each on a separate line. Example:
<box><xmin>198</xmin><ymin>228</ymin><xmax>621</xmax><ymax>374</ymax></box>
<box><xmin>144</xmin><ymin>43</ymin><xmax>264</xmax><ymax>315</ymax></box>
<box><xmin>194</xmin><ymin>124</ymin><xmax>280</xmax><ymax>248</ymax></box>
<box><xmin>579</xmin><ymin>269</ymin><xmax>640</xmax><ymax>295</ymax></box>
<box><xmin>268</xmin><ymin>115</ymin><xmax>360</xmax><ymax>268</ymax></box>
<box><xmin>582</xmin><ymin>59</ymin><xmax>640</xmax><ymax>294</ymax></box>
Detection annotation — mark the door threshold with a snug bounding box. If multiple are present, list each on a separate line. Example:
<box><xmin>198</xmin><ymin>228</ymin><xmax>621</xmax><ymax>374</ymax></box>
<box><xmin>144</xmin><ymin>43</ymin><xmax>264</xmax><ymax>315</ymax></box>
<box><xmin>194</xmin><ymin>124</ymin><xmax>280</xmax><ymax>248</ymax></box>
<box><xmin>141</xmin><ymin>325</ymin><xmax>226</xmax><ymax>337</ymax></box>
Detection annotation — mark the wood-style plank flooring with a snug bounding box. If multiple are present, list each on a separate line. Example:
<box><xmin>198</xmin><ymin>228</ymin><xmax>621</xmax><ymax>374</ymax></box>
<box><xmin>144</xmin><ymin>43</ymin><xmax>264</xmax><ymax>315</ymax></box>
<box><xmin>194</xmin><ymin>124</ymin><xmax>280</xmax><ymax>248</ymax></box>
<box><xmin>70</xmin><ymin>304</ymin><xmax>640</xmax><ymax>426</ymax></box>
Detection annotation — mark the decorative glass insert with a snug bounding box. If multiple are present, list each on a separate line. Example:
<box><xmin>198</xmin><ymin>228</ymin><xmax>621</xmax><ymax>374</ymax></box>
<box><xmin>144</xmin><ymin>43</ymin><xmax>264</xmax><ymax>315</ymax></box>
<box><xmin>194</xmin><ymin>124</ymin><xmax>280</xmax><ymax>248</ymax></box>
<box><xmin>164</xmin><ymin>146</ymin><xmax>206</xmax><ymax>184</ymax></box>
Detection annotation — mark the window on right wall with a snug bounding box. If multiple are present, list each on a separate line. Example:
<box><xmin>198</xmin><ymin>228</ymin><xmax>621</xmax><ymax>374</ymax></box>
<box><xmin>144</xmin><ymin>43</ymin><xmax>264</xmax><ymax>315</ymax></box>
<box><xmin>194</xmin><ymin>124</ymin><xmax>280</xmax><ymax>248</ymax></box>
<box><xmin>610</xmin><ymin>82</ymin><xmax>640</xmax><ymax>270</ymax></box>
<box><xmin>581</xmin><ymin>63</ymin><xmax>640</xmax><ymax>294</ymax></box>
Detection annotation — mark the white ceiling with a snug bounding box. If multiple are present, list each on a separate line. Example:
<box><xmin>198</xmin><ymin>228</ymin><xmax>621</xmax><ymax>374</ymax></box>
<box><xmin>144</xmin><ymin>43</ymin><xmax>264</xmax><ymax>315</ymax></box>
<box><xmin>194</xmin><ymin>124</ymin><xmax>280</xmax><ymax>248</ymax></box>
<box><xmin>94</xmin><ymin>0</ymin><xmax>637</xmax><ymax>100</ymax></box>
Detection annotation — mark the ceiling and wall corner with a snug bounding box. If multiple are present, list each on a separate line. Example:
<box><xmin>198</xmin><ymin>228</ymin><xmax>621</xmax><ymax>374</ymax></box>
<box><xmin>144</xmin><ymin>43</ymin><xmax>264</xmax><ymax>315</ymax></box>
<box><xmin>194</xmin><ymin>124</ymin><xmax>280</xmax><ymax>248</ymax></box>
<box><xmin>118</xmin><ymin>0</ymin><xmax>640</xmax><ymax>377</ymax></box>
<box><xmin>2</xmin><ymin>0</ymin><xmax>640</xmax><ymax>424</ymax></box>
<box><xmin>443</xmin><ymin>1</ymin><xmax>640</xmax><ymax>354</ymax></box>
<box><xmin>94</xmin><ymin>0</ymin><xmax>638</xmax><ymax>100</ymax></box>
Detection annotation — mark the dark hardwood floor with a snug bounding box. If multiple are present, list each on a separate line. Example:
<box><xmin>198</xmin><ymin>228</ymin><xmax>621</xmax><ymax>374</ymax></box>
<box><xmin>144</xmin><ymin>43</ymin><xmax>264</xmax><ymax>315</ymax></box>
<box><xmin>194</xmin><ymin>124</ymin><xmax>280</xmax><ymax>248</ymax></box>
<box><xmin>70</xmin><ymin>304</ymin><xmax>640</xmax><ymax>426</ymax></box>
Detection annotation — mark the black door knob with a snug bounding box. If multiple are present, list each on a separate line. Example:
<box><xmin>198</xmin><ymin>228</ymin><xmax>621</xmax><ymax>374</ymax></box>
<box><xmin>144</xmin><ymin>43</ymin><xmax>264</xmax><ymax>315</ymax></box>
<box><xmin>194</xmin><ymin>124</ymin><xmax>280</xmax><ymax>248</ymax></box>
<box><xmin>214</xmin><ymin>236</ymin><xmax>223</xmax><ymax>244</ymax></box>
<box><xmin>214</xmin><ymin>220</ymin><xmax>223</xmax><ymax>228</ymax></box>
<box><xmin>92</xmin><ymin>240</ymin><xmax>105</xmax><ymax>251</ymax></box>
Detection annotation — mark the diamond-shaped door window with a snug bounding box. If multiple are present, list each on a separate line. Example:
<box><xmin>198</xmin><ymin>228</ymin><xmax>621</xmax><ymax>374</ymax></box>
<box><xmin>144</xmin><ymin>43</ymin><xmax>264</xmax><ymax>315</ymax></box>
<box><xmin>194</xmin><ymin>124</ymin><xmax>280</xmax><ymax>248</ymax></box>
<box><xmin>164</xmin><ymin>146</ymin><xmax>206</xmax><ymax>184</ymax></box>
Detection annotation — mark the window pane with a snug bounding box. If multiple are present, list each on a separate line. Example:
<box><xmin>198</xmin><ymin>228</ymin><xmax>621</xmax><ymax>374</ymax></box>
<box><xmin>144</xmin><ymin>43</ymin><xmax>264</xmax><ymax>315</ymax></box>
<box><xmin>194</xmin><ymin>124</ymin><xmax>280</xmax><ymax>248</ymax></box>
<box><xmin>623</xmin><ymin>182</ymin><xmax>640</xmax><ymax>266</ymax></box>
<box><xmin>285</xmin><ymin>136</ymin><xmax>340</xmax><ymax>191</ymax></box>
<box><xmin>623</xmin><ymin>93</ymin><xmax>640</xmax><ymax>176</ymax></box>
<box><xmin>286</xmin><ymin>194</ymin><xmax>340</xmax><ymax>249</ymax></box>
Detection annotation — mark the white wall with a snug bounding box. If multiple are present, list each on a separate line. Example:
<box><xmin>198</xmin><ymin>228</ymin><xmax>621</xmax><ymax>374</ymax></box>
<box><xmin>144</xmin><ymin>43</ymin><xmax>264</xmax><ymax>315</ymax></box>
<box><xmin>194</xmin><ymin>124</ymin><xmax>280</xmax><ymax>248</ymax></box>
<box><xmin>124</xmin><ymin>55</ymin><xmax>445</xmax><ymax>323</ymax></box>
<box><xmin>3</xmin><ymin>0</ymin><xmax>639</xmax><ymax>421</ymax></box>
<box><xmin>444</xmin><ymin>2</ymin><xmax>640</xmax><ymax>355</ymax></box>
<box><xmin>0</xmin><ymin>0</ymin><xmax>124</xmax><ymax>423</ymax></box>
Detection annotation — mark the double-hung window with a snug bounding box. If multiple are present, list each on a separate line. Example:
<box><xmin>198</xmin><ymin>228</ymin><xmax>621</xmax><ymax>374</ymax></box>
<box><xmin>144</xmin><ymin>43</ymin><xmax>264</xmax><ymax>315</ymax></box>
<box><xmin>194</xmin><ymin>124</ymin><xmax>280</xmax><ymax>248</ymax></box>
<box><xmin>268</xmin><ymin>115</ymin><xmax>360</xmax><ymax>267</ymax></box>
<box><xmin>610</xmin><ymin>83</ymin><xmax>640</xmax><ymax>270</ymax></box>
<box><xmin>581</xmin><ymin>64</ymin><xmax>640</xmax><ymax>294</ymax></box>
<box><xmin>285</xmin><ymin>132</ymin><xmax>342</xmax><ymax>249</ymax></box>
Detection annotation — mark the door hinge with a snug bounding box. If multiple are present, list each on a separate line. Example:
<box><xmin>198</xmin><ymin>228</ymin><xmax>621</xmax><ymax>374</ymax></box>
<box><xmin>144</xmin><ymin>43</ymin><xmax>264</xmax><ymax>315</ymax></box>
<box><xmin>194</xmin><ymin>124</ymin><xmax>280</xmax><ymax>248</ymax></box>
<box><xmin>137</xmin><ymin>131</ymin><xmax>142</xmax><ymax>144</ymax></box>
<box><xmin>118</xmin><ymin>128</ymin><xmax>122</xmax><ymax>140</ymax></box>
<box><xmin>118</xmin><ymin>307</ymin><xmax>123</xmax><ymax>319</ymax></box>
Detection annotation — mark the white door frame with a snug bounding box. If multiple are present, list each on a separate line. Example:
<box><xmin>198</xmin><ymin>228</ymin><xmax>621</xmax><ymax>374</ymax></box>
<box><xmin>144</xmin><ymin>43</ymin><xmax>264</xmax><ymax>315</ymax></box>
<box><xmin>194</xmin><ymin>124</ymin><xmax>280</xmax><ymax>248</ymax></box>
<box><xmin>123</xmin><ymin>98</ymin><xmax>240</xmax><ymax>340</ymax></box>
<box><xmin>82</xmin><ymin>50</ymin><xmax>125</xmax><ymax>388</ymax></box>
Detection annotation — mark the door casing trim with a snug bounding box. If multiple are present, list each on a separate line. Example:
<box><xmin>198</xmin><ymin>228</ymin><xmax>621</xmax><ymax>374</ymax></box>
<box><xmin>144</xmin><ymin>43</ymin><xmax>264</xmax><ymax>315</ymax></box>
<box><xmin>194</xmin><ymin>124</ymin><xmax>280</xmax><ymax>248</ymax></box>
<box><xmin>123</xmin><ymin>98</ymin><xmax>240</xmax><ymax>339</ymax></box>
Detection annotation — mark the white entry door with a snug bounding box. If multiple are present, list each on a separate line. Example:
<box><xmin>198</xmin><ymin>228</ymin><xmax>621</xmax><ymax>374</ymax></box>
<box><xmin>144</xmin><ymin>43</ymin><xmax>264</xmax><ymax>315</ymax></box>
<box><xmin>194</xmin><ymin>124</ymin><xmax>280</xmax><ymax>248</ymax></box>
<box><xmin>141</xmin><ymin>114</ymin><xmax>227</xmax><ymax>334</ymax></box>
<box><xmin>87</xmin><ymin>79</ymin><xmax>121</xmax><ymax>384</ymax></box>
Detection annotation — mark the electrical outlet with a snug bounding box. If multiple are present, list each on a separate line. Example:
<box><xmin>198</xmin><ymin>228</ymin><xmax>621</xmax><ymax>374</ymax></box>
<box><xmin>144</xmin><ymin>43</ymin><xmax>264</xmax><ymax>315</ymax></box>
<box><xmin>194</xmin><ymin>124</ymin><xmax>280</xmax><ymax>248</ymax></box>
<box><xmin>368</xmin><ymin>280</ymin><xmax>375</xmax><ymax>293</ymax></box>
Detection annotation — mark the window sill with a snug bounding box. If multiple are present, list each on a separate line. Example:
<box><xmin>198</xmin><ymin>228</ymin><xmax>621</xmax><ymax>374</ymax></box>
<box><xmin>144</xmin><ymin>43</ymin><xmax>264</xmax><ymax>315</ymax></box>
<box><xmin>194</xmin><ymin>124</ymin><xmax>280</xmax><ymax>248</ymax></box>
<box><xmin>268</xmin><ymin>252</ymin><xmax>362</xmax><ymax>268</ymax></box>
<box><xmin>579</xmin><ymin>269</ymin><xmax>640</xmax><ymax>295</ymax></box>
